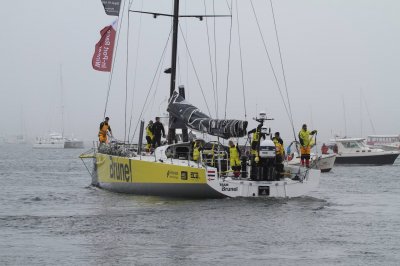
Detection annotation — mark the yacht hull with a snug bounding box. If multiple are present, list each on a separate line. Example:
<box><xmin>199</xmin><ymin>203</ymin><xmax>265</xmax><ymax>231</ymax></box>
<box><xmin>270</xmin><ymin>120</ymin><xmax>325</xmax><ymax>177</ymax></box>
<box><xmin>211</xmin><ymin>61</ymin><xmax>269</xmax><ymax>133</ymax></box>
<box><xmin>33</xmin><ymin>143</ymin><xmax>64</xmax><ymax>149</ymax></box>
<box><xmin>94</xmin><ymin>153</ymin><xmax>320</xmax><ymax>198</ymax></box>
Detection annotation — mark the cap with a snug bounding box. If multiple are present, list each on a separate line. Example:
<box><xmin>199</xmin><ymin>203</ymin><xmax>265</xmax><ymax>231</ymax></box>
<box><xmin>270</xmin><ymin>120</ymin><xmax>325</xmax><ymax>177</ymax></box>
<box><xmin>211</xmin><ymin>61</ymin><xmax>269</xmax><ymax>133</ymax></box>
<box><xmin>105</xmin><ymin>117</ymin><xmax>110</xmax><ymax>121</ymax></box>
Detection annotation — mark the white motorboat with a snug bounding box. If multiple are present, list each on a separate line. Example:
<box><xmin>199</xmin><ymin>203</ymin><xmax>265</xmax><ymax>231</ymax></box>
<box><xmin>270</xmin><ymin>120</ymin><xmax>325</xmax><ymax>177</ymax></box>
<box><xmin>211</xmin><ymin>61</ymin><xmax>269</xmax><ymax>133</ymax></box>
<box><xmin>330</xmin><ymin>138</ymin><xmax>400</xmax><ymax>165</ymax></box>
<box><xmin>287</xmin><ymin>153</ymin><xmax>336</xmax><ymax>173</ymax></box>
<box><xmin>33</xmin><ymin>132</ymin><xmax>65</xmax><ymax>149</ymax></box>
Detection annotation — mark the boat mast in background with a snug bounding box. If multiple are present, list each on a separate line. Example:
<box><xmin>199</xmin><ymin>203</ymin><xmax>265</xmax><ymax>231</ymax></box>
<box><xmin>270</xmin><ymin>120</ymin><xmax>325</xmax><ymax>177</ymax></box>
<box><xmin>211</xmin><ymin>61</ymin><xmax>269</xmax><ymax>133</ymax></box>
<box><xmin>60</xmin><ymin>64</ymin><xmax>65</xmax><ymax>138</ymax></box>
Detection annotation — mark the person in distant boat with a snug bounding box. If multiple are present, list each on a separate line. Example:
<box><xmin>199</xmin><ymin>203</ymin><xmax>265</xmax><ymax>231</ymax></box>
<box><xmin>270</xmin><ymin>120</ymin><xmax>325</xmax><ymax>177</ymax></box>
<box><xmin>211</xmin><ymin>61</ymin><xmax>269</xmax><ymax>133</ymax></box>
<box><xmin>228</xmin><ymin>140</ymin><xmax>241</xmax><ymax>177</ymax></box>
<box><xmin>332</xmin><ymin>143</ymin><xmax>338</xmax><ymax>153</ymax></box>
<box><xmin>145</xmin><ymin>120</ymin><xmax>154</xmax><ymax>152</ymax></box>
<box><xmin>321</xmin><ymin>143</ymin><xmax>329</xmax><ymax>154</ymax></box>
<box><xmin>298</xmin><ymin>124</ymin><xmax>317</xmax><ymax>168</ymax></box>
<box><xmin>98</xmin><ymin>117</ymin><xmax>113</xmax><ymax>144</ymax></box>
<box><xmin>152</xmin><ymin>117</ymin><xmax>165</xmax><ymax>148</ymax></box>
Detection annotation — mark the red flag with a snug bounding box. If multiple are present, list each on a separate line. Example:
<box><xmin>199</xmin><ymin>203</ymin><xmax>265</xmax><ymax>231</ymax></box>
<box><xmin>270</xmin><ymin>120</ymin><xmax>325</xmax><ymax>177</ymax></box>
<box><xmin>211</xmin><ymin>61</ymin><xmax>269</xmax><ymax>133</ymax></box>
<box><xmin>92</xmin><ymin>20</ymin><xmax>117</xmax><ymax>72</ymax></box>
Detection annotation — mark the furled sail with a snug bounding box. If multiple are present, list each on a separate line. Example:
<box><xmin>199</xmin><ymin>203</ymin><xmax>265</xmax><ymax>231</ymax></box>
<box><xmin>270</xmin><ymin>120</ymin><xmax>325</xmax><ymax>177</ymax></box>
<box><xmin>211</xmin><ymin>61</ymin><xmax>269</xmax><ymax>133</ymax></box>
<box><xmin>167</xmin><ymin>91</ymin><xmax>248</xmax><ymax>139</ymax></box>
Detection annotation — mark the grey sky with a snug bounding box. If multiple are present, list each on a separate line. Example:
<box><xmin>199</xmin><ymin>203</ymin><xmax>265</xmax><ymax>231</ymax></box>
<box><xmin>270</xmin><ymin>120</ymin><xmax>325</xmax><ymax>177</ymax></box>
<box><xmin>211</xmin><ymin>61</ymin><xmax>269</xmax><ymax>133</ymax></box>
<box><xmin>1</xmin><ymin>0</ymin><xmax>399</xmax><ymax>143</ymax></box>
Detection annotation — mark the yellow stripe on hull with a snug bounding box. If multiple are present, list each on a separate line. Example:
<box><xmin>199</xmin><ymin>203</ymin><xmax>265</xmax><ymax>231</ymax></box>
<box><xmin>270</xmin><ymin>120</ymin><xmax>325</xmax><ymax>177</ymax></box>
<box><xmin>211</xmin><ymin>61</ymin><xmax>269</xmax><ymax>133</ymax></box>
<box><xmin>96</xmin><ymin>154</ymin><xmax>208</xmax><ymax>185</ymax></box>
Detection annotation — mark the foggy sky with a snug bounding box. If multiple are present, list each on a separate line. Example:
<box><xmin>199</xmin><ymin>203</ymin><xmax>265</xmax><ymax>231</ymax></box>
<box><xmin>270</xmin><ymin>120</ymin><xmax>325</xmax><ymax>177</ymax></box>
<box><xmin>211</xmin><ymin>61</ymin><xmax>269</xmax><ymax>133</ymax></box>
<box><xmin>1</xmin><ymin>0</ymin><xmax>399</xmax><ymax>144</ymax></box>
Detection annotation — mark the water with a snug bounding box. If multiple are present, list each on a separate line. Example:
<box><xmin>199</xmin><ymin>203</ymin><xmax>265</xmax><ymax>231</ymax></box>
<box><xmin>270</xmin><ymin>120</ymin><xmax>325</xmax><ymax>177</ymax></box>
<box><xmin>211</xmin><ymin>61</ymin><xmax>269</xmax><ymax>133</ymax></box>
<box><xmin>1</xmin><ymin>145</ymin><xmax>399</xmax><ymax>265</ymax></box>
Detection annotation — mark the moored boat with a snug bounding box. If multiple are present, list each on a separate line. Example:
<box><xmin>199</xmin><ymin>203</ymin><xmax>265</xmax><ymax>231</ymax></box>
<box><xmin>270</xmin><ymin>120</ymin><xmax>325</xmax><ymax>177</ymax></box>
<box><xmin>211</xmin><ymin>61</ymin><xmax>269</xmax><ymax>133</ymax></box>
<box><xmin>287</xmin><ymin>153</ymin><xmax>336</xmax><ymax>173</ymax></box>
<box><xmin>330</xmin><ymin>138</ymin><xmax>400</xmax><ymax>165</ymax></box>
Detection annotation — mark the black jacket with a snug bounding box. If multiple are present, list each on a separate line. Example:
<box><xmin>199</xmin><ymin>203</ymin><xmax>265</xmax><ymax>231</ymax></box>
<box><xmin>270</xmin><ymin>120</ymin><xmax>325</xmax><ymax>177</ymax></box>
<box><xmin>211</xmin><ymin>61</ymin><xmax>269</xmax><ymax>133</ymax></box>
<box><xmin>152</xmin><ymin>121</ymin><xmax>165</xmax><ymax>137</ymax></box>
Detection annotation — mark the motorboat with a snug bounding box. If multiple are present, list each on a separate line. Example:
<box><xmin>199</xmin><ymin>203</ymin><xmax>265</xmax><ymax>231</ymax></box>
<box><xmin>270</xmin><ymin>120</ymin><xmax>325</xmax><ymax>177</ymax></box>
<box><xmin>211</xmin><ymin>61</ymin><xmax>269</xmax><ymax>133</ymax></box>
<box><xmin>33</xmin><ymin>132</ymin><xmax>65</xmax><ymax>149</ymax></box>
<box><xmin>330</xmin><ymin>138</ymin><xmax>400</xmax><ymax>165</ymax></box>
<box><xmin>287</xmin><ymin>153</ymin><xmax>336</xmax><ymax>172</ymax></box>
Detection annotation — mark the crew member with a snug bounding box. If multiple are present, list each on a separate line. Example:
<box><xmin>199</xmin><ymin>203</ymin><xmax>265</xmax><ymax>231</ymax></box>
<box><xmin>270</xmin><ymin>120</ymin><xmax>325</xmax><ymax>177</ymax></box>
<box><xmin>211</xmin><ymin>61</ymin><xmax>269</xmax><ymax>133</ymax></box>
<box><xmin>152</xmin><ymin>117</ymin><xmax>165</xmax><ymax>148</ymax></box>
<box><xmin>298</xmin><ymin>124</ymin><xmax>317</xmax><ymax>167</ymax></box>
<box><xmin>272</xmin><ymin>132</ymin><xmax>285</xmax><ymax>161</ymax></box>
<box><xmin>272</xmin><ymin>132</ymin><xmax>285</xmax><ymax>176</ymax></box>
<box><xmin>145</xmin><ymin>120</ymin><xmax>154</xmax><ymax>152</ymax></box>
<box><xmin>192</xmin><ymin>139</ymin><xmax>203</xmax><ymax>162</ymax></box>
<box><xmin>98</xmin><ymin>117</ymin><xmax>113</xmax><ymax>144</ymax></box>
<box><xmin>248</xmin><ymin>124</ymin><xmax>264</xmax><ymax>162</ymax></box>
<box><xmin>228</xmin><ymin>140</ymin><xmax>241</xmax><ymax>177</ymax></box>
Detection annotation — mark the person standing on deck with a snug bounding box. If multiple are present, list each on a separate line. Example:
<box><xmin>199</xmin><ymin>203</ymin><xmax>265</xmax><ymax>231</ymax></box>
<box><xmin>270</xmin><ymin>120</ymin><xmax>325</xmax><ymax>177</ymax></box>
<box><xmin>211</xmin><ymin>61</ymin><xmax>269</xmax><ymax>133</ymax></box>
<box><xmin>272</xmin><ymin>132</ymin><xmax>285</xmax><ymax>176</ymax></box>
<box><xmin>145</xmin><ymin>120</ymin><xmax>154</xmax><ymax>152</ymax></box>
<box><xmin>152</xmin><ymin>117</ymin><xmax>165</xmax><ymax>148</ymax></box>
<box><xmin>248</xmin><ymin>124</ymin><xmax>264</xmax><ymax>162</ymax></box>
<box><xmin>298</xmin><ymin>124</ymin><xmax>317</xmax><ymax>167</ymax></box>
<box><xmin>228</xmin><ymin>140</ymin><xmax>241</xmax><ymax>177</ymax></box>
<box><xmin>98</xmin><ymin>117</ymin><xmax>113</xmax><ymax>144</ymax></box>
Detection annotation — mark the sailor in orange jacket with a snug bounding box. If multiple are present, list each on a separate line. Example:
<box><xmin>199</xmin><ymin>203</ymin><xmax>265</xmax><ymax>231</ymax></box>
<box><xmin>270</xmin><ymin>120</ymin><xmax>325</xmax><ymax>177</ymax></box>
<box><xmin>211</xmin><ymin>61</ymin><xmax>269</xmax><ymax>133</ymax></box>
<box><xmin>98</xmin><ymin>117</ymin><xmax>113</xmax><ymax>143</ymax></box>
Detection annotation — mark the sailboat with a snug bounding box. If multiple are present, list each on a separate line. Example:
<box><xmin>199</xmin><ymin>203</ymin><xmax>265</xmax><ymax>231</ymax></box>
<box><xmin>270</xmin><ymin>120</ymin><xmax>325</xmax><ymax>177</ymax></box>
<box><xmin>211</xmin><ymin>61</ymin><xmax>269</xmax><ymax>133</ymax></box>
<box><xmin>34</xmin><ymin>66</ymin><xmax>84</xmax><ymax>149</ymax></box>
<box><xmin>80</xmin><ymin>0</ymin><xmax>320</xmax><ymax>198</ymax></box>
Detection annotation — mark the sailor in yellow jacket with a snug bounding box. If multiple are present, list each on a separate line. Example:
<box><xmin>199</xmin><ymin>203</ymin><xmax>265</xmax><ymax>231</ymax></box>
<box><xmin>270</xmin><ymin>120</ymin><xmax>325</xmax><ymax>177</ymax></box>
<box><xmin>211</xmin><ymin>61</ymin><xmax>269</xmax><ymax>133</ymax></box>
<box><xmin>272</xmin><ymin>132</ymin><xmax>285</xmax><ymax>177</ymax></box>
<box><xmin>145</xmin><ymin>120</ymin><xmax>154</xmax><ymax>152</ymax></box>
<box><xmin>98</xmin><ymin>117</ymin><xmax>113</xmax><ymax>144</ymax></box>
<box><xmin>192</xmin><ymin>140</ymin><xmax>203</xmax><ymax>163</ymax></box>
<box><xmin>228</xmin><ymin>140</ymin><xmax>241</xmax><ymax>177</ymax></box>
<box><xmin>298</xmin><ymin>124</ymin><xmax>317</xmax><ymax>167</ymax></box>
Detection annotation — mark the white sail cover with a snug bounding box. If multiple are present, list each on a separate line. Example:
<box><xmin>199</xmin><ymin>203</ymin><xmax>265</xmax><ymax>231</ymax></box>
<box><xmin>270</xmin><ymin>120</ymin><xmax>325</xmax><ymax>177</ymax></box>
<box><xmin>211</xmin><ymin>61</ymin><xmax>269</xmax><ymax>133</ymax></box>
<box><xmin>167</xmin><ymin>91</ymin><xmax>247</xmax><ymax>139</ymax></box>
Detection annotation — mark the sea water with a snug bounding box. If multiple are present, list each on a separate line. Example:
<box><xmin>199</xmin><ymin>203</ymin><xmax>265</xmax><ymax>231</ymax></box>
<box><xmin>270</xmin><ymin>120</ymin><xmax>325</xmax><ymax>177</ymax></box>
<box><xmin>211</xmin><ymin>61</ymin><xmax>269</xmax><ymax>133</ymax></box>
<box><xmin>0</xmin><ymin>144</ymin><xmax>399</xmax><ymax>265</ymax></box>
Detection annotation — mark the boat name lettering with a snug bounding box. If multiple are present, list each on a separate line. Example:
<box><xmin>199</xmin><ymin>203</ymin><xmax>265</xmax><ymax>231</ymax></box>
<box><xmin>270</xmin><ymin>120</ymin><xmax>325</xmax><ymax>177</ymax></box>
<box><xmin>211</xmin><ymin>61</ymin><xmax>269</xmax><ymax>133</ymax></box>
<box><xmin>222</xmin><ymin>186</ymin><xmax>238</xmax><ymax>192</ymax></box>
<box><xmin>219</xmin><ymin>183</ymin><xmax>238</xmax><ymax>191</ymax></box>
<box><xmin>109</xmin><ymin>157</ymin><xmax>132</xmax><ymax>182</ymax></box>
<box><xmin>167</xmin><ymin>170</ymin><xmax>179</xmax><ymax>179</ymax></box>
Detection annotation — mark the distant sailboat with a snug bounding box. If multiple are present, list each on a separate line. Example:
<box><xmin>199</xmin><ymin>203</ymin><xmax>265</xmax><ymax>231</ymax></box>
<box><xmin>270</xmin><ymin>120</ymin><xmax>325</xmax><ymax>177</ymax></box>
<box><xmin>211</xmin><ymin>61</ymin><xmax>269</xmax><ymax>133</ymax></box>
<box><xmin>34</xmin><ymin>65</ymin><xmax>84</xmax><ymax>149</ymax></box>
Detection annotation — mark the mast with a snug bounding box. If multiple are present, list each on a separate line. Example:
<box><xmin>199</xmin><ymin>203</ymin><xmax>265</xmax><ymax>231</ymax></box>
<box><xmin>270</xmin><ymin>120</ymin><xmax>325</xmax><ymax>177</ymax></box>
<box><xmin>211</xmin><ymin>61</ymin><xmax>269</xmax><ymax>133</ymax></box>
<box><xmin>168</xmin><ymin>0</ymin><xmax>180</xmax><ymax>144</ymax></box>
<box><xmin>60</xmin><ymin>64</ymin><xmax>65</xmax><ymax>138</ymax></box>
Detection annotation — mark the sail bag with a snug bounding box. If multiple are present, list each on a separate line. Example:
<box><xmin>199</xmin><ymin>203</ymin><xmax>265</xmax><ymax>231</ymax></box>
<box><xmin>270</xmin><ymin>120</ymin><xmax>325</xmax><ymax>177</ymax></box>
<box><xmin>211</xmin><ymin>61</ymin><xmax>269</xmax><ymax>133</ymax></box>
<box><xmin>167</xmin><ymin>91</ymin><xmax>248</xmax><ymax>139</ymax></box>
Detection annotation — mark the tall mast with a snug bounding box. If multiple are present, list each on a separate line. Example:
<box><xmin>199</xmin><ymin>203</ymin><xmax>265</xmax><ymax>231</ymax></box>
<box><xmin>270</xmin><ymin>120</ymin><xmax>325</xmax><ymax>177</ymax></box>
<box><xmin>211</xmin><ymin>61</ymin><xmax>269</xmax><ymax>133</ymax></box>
<box><xmin>168</xmin><ymin>0</ymin><xmax>180</xmax><ymax>144</ymax></box>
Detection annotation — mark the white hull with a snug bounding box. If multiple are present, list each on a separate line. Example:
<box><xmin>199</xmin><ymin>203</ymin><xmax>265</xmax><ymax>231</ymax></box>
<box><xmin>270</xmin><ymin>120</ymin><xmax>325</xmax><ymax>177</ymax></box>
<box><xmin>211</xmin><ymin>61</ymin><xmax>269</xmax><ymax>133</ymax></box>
<box><xmin>33</xmin><ymin>142</ymin><xmax>65</xmax><ymax>149</ymax></box>
<box><xmin>287</xmin><ymin>154</ymin><xmax>336</xmax><ymax>172</ymax></box>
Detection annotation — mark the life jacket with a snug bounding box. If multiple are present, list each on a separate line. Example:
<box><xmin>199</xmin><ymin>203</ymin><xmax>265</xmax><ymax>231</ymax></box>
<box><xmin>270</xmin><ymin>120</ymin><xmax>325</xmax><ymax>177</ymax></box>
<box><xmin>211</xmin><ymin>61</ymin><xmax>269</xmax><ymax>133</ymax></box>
<box><xmin>299</xmin><ymin>129</ymin><xmax>312</xmax><ymax>147</ymax></box>
<box><xmin>98</xmin><ymin>122</ymin><xmax>109</xmax><ymax>137</ymax></box>
<box><xmin>273</xmin><ymin>138</ymin><xmax>284</xmax><ymax>156</ymax></box>
<box><xmin>229</xmin><ymin>145</ymin><xmax>241</xmax><ymax>167</ymax></box>
<box><xmin>146</xmin><ymin>125</ymin><xmax>154</xmax><ymax>139</ymax></box>
<box><xmin>252</xmin><ymin>130</ymin><xmax>260</xmax><ymax>142</ymax></box>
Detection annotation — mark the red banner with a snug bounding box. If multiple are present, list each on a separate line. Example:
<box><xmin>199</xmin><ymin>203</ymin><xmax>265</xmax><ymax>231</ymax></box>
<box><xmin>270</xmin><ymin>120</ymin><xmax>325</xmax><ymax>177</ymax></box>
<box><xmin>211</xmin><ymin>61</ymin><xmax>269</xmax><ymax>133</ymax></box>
<box><xmin>92</xmin><ymin>21</ymin><xmax>117</xmax><ymax>72</ymax></box>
